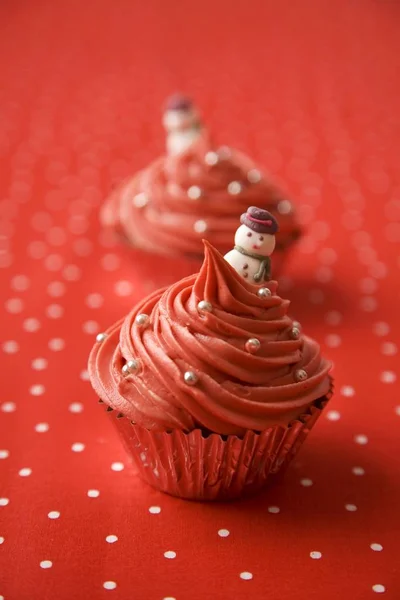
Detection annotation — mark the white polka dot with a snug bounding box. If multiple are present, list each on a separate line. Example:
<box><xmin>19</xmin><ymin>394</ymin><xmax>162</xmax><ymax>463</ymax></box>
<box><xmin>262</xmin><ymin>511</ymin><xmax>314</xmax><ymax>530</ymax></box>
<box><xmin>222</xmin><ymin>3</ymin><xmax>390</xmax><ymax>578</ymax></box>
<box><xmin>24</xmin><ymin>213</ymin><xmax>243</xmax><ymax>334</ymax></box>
<box><xmin>111</xmin><ymin>462</ymin><xmax>124</xmax><ymax>471</ymax></box>
<box><xmin>163</xmin><ymin>597</ymin><xmax>176</xmax><ymax>600</ymax></box>
<box><xmin>341</xmin><ymin>385</ymin><xmax>355</xmax><ymax>397</ymax></box>
<box><xmin>69</xmin><ymin>402</ymin><xmax>84</xmax><ymax>413</ymax></box>
<box><xmin>62</xmin><ymin>264</ymin><xmax>81</xmax><ymax>281</ymax></box>
<box><xmin>106</xmin><ymin>535</ymin><xmax>118</xmax><ymax>544</ymax></box>
<box><xmin>2</xmin><ymin>340</ymin><xmax>19</xmax><ymax>353</ymax></box>
<box><xmin>103</xmin><ymin>581</ymin><xmax>117</xmax><ymax>590</ymax></box>
<box><xmin>381</xmin><ymin>342</ymin><xmax>397</xmax><ymax>356</ymax></box>
<box><xmin>28</xmin><ymin>240</ymin><xmax>47</xmax><ymax>259</ymax></box>
<box><xmin>11</xmin><ymin>274</ymin><xmax>30</xmax><ymax>291</ymax></box>
<box><xmin>360</xmin><ymin>296</ymin><xmax>378</xmax><ymax>312</ymax></box>
<box><xmin>300</xmin><ymin>478</ymin><xmax>313</xmax><ymax>487</ymax></box>
<box><xmin>345</xmin><ymin>504</ymin><xmax>357</xmax><ymax>512</ymax></box>
<box><xmin>324</xmin><ymin>310</ymin><xmax>342</xmax><ymax>326</ymax></box>
<box><xmin>5</xmin><ymin>298</ymin><xmax>24</xmax><ymax>314</ymax></box>
<box><xmin>32</xmin><ymin>358</ymin><xmax>48</xmax><ymax>370</ymax></box>
<box><xmin>101</xmin><ymin>253</ymin><xmax>120</xmax><ymax>271</ymax></box>
<box><xmin>44</xmin><ymin>254</ymin><xmax>64</xmax><ymax>271</ymax></box>
<box><xmin>23</xmin><ymin>318</ymin><xmax>40</xmax><ymax>332</ymax></box>
<box><xmin>0</xmin><ymin>536</ymin><xmax>4</xmax><ymax>544</ymax></box>
<box><xmin>354</xmin><ymin>434</ymin><xmax>368</xmax><ymax>445</ymax></box>
<box><xmin>71</xmin><ymin>443</ymin><xmax>85</xmax><ymax>452</ymax></box>
<box><xmin>310</xmin><ymin>551</ymin><xmax>322</xmax><ymax>559</ymax></box>
<box><xmin>217</xmin><ymin>528</ymin><xmax>230</xmax><ymax>538</ymax></box>
<box><xmin>314</xmin><ymin>266</ymin><xmax>333</xmax><ymax>283</ymax></box>
<box><xmin>35</xmin><ymin>422</ymin><xmax>49</xmax><ymax>433</ymax></box>
<box><xmin>352</xmin><ymin>466</ymin><xmax>365</xmax><ymax>476</ymax></box>
<box><xmin>370</xmin><ymin>543</ymin><xmax>383</xmax><ymax>552</ymax></box>
<box><xmin>318</xmin><ymin>248</ymin><xmax>337</xmax><ymax>265</ymax></box>
<box><xmin>369</xmin><ymin>262</ymin><xmax>387</xmax><ymax>279</ymax></box>
<box><xmin>48</xmin><ymin>338</ymin><xmax>65</xmax><ymax>351</ymax></box>
<box><xmin>114</xmin><ymin>280</ymin><xmax>134</xmax><ymax>297</ymax></box>
<box><xmin>48</xmin><ymin>511</ymin><xmax>60</xmax><ymax>519</ymax></box>
<box><xmin>87</xmin><ymin>489</ymin><xmax>100</xmax><ymax>498</ymax></box>
<box><xmin>395</xmin><ymin>406</ymin><xmax>400</xmax><ymax>417</ymax></box>
<box><xmin>308</xmin><ymin>289</ymin><xmax>325</xmax><ymax>304</ymax></box>
<box><xmin>83</xmin><ymin>320</ymin><xmax>99</xmax><ymax>334</ymax></box>
<box><xmin>268</xmin><ymin>506</ymin><xmax>280</xmax><ymax>514</ymax></box>
<box><xmin>372</xmin><ymin>585</ymin><xmax>386</xmax><ymax>594</ymax></box>
<box><xmin>47</xmin><ymin>281</ymin><xmax>66</xmax><ymax>297</ymax></box>
<box><xmin>30</xmin><ymin>384</ymin><xmax>45</xmax><ymax>396</ymax></box>
<box><xmin>46</xmin><ymin>304</ymin><xmax>64</xmax><ymax>319</ymax></box>
<box><xmin>380</xmin><ymin>371</ymin><xmax>396</xmax><ymax>384</ymax></box>
<box><xmin>164</xmin><ymin>551</ymin><xmax>176</xmax><ymax>559</ymax></box>
<box><xmin>359</xmin><ymin>277</ymin><xmax>378</xmax><ymax>294</ymax></box>
<box><xmin>19</xmin><ymin>467</ymin><xmax>32</xmax><ymax>477</ymax></box>
<box><xmin>326</xmin><ymin>410</ymin><xmax>341</xmax><ymax>421</ymax></box>
<box><xmin>240</xmin><ymin>572</ymin><xmax>253</xmax><ymax>580</ymax></box>
<box><xmin>149</xmin><ymin>506</ymin><xmax>161</xmax><ymax>514</ymax></box>
<box><xmin>0</xmin><ymin>450</ymin><xmax>9</xmax><ymax>459</ymax></box>
<box><xmin>80</xmin><ymin>369</ymin><xmax>89</xmax><ymax>381</ymax></box>
<box><xmin>373</xmin><ymin>321</ymin><xmax>390</xmax><ymax>336</ymax></box>
<box><xmin>325</xmin><ymin>334</ymin><xmax>341</xmax><ymax>348</ymax></box>
<box><xmin>40</xmin><ymin>560</ymin><xmax>52</xmax><ymax>569</ymax></box>
<box><xmin>0</xmin><ymin>498</ymin><xmax>9</xmax><ymax>506</ymax></box>
<box><xmin>86</xmin><ymin>293</ymin><xmax>103</xmax><ymax>308</ymax></box>
<box><xmin>1</xmin><ymin>402</ymin><xmax>16</xmax><ymax>413</ymax></box>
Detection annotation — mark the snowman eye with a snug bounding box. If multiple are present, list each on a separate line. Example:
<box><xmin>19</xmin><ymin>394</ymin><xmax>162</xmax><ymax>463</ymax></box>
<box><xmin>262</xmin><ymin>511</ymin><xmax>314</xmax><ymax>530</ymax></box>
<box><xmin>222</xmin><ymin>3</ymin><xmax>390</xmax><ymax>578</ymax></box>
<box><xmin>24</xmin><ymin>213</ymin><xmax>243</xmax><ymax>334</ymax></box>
<box><xmin>259</xmin><ymin>236</ymin><xmax>264</xmax><ymax>241</ymax></box>
<box><xmin>247</xmin><ymin>232</ymin><xmax>252</xmax><ymax>237</ymax></box>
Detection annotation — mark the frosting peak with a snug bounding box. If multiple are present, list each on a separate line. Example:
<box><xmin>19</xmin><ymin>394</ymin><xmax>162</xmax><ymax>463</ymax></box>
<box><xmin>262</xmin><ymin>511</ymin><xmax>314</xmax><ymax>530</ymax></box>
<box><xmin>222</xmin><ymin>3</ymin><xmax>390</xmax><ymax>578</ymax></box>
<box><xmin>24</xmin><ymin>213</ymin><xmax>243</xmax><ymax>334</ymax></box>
<box><xmin>89</xmin><ymin>243</ymin><xmax>331</xmax><ymax>436</ymax></box>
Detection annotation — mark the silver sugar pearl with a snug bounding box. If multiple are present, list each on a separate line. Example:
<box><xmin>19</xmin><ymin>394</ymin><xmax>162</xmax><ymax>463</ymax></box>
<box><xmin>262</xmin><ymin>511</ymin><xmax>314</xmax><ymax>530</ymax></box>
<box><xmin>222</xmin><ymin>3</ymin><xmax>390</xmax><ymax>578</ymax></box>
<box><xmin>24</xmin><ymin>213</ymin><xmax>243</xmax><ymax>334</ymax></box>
<box><xmin>292</xmin><ymin>320</ymin><xmax>302</xmax><ymax>331</ymax></box>
<box><xmin>96</xmin><ymin>332</ymin><xmax>107</xmax><ymax>343</ymax></box>
<box><xmin>135</xmin><ymin>313</ymin><xmax>149</xmax><ymax>327</ymax></box>
<box><xmin>197</xmin><ymin>300</ymin><xmax>213</xmax><ymax>314</ymax></box>
<box><xmin>205</xmin><ymin>151</ymin><xmax>219</xmax><ymax>166</ymax></box>
<box><xmin>122</xmin><ymin>364</ymin><xmax>130</xmax><ymax>376</ymax></box>
<box><xmin>245</xmin><ymin>338</ymin><xmax>261</xmax><ymax>353</ymax></box>
<box><xmin>257</xmin><ymin>287</ymin><xmax>272</xmax><ymax>298</ymax></box>
<box><xmin>126</xmin><ymin>359</ymin><xmax>140</xmax><ymax>373</ymax></box>
<box><xmin>194</xmin><ymin>219</ymin><xmax>208</xmax><ymax>233</ymax></box>
<box><xmin>290</xmin><ymin>327</ymin><xmax>301</xmax><ymax>340</ymax></box>
<box><xmin>184</xmin><ymin>371</ymin><xmax>198</xmax><ymax>385</ymax></box>
<box><xmin>133</xmin><ymin>192</ymin><xmax>148</xmax><ymax>208</ymax></box>
<box><xmin>227</xmin><ymin>181</ymin><xmax>243</xmax><ymax>195</ymax></box>
<box><xmin>277</xmin><ymin>199</ymin><xmax>293</xmax><ymax>215</ymax></box>
<box><xmin>187</xmin><ymin>185</ymin><xmax>202</xmax><ymax>200</ymax></box>
<box><xmin>247</xmin><ymin>169</ymin><xmax>262</xmax><ymax>183</ymax></box>
<box><xmin>295</xmin><ymin>368</ymin><xmax>308</xmax><ymax>382</ymax></box>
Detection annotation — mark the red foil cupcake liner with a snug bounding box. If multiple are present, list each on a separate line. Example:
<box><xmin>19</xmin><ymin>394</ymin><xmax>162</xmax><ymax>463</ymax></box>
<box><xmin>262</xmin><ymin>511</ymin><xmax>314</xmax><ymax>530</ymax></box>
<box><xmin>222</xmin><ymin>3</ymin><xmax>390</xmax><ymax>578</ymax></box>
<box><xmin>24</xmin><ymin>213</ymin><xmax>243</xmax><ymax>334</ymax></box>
<box><xmin>101</xmin><ymin>382</ymin><xmax>332</xmax><ymax>501</ymax></box>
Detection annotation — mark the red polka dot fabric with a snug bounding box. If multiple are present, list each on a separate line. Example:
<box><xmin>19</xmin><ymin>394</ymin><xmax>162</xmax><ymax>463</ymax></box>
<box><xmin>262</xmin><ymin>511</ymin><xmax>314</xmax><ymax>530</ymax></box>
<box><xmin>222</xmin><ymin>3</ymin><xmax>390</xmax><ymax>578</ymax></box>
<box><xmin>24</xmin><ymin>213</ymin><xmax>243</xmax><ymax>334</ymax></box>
<box><xmin>1</xmin><ymin>1</ymin><xmax>399</xmax><ymax>598</ymax></box>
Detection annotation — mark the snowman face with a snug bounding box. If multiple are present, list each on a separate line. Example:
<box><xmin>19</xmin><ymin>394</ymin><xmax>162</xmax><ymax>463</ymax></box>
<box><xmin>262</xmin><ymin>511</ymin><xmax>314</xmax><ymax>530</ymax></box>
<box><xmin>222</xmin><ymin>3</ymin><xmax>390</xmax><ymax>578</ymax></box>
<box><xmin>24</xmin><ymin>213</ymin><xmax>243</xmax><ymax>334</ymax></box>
<box><xmin>235</xmin><ymin>224</ymin><xmax>276</xmax><ymax>256</ymax></box>
<box><xmin>163</xmin><ymin>108</ymin><xmax>198</xmax><ymax>131</ymax></box>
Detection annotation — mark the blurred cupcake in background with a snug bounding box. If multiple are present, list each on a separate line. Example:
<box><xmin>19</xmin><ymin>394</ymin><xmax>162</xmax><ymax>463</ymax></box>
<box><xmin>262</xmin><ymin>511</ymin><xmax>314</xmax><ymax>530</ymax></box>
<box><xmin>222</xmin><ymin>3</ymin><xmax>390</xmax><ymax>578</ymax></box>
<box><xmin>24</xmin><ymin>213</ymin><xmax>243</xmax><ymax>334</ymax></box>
<box><xmin>101</xmin><ymin>94</ymin><xmax>302</xmax><ymax>285</ymax></box>
<box><xmin>89</xmin><ymin>211</ymin><xmax>331</xmax><ymax>501</ymax></box>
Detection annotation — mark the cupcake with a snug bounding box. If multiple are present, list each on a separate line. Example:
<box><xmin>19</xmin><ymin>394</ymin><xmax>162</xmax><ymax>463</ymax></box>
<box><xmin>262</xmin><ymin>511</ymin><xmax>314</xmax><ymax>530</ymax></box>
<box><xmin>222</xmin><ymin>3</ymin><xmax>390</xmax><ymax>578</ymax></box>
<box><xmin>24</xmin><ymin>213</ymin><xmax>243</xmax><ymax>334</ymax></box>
<box><xmin>101</xmin><ymin>95</ymin><xmax>301</xmax><ymax>277</ymax></box>
<box><xmin>89</xmin><ymin>209</ymin><xmax>331</xmax><ymax>501</ymax></box>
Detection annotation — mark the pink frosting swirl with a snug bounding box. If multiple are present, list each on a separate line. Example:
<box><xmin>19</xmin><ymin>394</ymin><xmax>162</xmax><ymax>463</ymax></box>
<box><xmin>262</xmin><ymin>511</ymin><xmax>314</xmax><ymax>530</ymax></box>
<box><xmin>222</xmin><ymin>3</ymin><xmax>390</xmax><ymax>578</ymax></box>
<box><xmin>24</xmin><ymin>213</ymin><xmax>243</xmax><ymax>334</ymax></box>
<box><xmin>89</xmin><ymin>243</ymin><xmax>331</xmax><ymax>436</ymax></box>
<box><xmin>101</xmin><ymin>133</ymin><xmax>301</xmax><ymax>258</ymax></box>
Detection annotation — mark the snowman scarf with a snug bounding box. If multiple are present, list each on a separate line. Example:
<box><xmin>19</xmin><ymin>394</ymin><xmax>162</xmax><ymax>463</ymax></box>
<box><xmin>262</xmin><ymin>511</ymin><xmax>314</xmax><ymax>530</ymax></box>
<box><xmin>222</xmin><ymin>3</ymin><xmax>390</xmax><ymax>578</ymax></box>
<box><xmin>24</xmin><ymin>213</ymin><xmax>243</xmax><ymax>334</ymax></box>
<box><xmin>234</xmin><ymin>246</ymin><xmax>271</xmax><ymax>282</ymax></box>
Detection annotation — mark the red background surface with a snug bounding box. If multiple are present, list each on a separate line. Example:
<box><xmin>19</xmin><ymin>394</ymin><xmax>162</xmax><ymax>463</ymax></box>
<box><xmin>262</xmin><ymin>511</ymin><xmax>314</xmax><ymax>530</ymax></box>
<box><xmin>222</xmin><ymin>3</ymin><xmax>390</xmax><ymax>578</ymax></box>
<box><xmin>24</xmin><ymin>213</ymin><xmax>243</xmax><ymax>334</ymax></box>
<box><xmin>1</xmin><ymin>1</ymin><xmax>400</xmax><ymax>598</ymax></box>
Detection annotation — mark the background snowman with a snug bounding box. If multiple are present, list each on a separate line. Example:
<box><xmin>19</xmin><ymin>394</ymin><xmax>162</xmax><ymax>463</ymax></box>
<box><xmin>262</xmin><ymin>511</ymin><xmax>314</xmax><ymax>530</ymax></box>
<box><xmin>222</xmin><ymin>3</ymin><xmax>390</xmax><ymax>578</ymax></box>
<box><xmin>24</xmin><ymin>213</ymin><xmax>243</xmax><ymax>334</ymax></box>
<box><xmin>224</xmin><ymin>206</ymin><xmax>279</xmax><ymax>283</ymax></box>
<box><xmin>162</xmin><ymin>94</ymin><xmax>203</xmax><ymax>155</ymax></box>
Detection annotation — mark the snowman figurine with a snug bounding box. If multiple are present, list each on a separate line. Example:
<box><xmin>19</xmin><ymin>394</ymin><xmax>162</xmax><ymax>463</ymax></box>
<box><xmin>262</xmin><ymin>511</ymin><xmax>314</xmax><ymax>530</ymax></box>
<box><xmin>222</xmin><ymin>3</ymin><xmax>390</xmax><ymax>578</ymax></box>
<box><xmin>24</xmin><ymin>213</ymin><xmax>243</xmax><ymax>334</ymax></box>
<box><xmin>162</xmin><ymin>94</ymin><xmax>203</xmax><ymax>155</ymax></box>
<box><xmin>224</xmin><ymin>206</ymin><xmax>279</xmax><ymax>283</ymax></box>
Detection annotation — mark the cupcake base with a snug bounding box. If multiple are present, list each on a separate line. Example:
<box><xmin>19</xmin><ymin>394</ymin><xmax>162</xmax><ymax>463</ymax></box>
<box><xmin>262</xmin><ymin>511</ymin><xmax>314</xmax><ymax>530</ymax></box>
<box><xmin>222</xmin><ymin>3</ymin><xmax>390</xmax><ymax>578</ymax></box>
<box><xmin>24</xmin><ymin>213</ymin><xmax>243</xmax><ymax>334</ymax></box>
<box><xmin>101</xmin><ymin>383</ymin><xmax>332</xmax><ymax>501</ymax></box>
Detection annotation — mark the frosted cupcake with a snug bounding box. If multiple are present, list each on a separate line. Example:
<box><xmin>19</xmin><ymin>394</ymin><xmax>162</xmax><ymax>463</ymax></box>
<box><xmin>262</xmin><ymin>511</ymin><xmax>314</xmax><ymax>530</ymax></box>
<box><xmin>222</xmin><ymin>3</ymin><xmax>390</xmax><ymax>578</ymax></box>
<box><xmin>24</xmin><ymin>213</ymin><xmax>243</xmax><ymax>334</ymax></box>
<box><xmin>101</xmin><ymin>95</ymin><xmax>301</xmax><ymax>276</ymax></box>
<box><xmin>89</xmin><ymin>209</ymin><xmax>331</xmax><ymax>501</ymax></box>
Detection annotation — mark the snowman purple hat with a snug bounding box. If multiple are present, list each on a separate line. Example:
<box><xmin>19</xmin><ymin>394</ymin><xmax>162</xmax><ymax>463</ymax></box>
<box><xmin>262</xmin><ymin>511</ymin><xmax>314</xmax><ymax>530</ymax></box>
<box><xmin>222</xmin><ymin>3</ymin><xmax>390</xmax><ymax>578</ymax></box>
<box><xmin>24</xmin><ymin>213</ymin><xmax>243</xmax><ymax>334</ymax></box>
<box><xmin>240</xmin><ymin>206</ymin><xmax>279</xmax><ymax>235</ymax></box>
